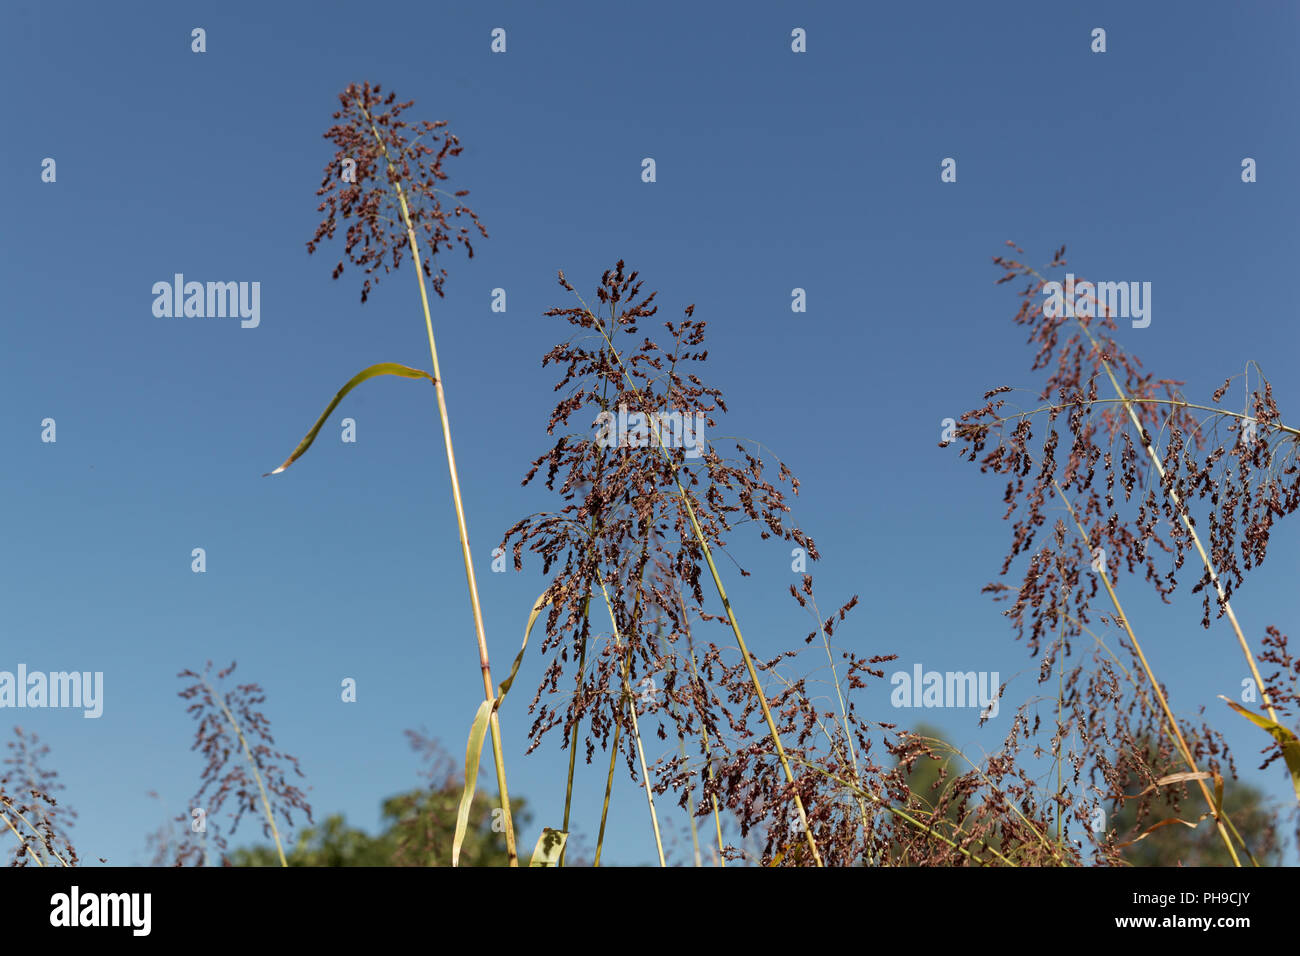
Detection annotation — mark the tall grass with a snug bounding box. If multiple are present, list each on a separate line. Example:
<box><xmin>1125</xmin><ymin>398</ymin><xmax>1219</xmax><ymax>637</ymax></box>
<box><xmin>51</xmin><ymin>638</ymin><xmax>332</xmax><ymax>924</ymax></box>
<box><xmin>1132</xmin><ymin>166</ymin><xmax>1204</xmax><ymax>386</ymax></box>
<box><xmin>493</xmin><ymin>248</ymin><xmax>1299</xmax><ymax>866</ymax></box>
<box><xmin>285</xmin><ymin>82</ymin><xmax>520</xmax><ymax>863</ymax></box>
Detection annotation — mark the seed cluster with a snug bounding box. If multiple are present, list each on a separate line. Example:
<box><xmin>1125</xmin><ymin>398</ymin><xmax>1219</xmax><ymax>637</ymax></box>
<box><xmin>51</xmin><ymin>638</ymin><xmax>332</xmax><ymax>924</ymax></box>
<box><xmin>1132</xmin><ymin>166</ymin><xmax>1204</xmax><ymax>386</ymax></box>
<box><xmin>307</xmin><ymin>82</ymin><xmax>487</xmax><ymax>303</ymax></box>
<box><xmin>173</xmin><ymin>662</ymin><xmax>313</xmax><ymax>866</ymax></box>
<box><xmin>935</xmin><ymin>243</ymin><xmax>1298</xmax><ymax>862</ymax></box>
<box><xmin>0</xmin><ymin>728</ymin><xmax>78</xmax><ymax>866</ymax></box>
<box><xmin>500</xmin><ymin>263</ymin><xmax>952</xmax><ymax>865</ymax></box>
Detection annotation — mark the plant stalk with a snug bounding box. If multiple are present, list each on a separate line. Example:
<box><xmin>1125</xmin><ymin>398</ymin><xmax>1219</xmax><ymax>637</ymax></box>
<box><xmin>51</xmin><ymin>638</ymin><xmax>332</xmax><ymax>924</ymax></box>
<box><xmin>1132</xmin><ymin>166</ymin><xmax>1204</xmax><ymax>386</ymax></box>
<box><xmin>362</xmin><ymin>106</ymin><xmax>518</xmax><ymax>865</ymax></box>
<box><xmin>203</xmin><ymin>675</ymin><xmax>288</xmax><ymax>867</ymax></box>
<box><xmin>573</xmin><ymin>290</ymin><xmax>824</xmax><ymax>866</ymax></box>
<box><xmin>1055</xmin><ymin>479</ymin><xmax>1242</xmax><ymax>864</ymax></box>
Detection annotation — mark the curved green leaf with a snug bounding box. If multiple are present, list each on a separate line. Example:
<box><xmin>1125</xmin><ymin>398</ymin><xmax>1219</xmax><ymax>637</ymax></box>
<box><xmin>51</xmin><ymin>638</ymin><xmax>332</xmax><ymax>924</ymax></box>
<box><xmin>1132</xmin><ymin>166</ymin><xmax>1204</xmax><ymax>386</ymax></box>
<box><xmin>452</xmin><ymin>699</ymin><xmax>493</xmax><ymax>867</ymax></box>
<box><xmin>528</xmin><ymin>827</ymin><xmax>568</xmax><ymax>867</ymax></box>
<box><xmin>1220</xmin><ymin>696</ymin><xmax>1300</xmax><ymax>801</ymax></box>
<box><xmin>496</xmin><ymin>591</ymin><xmax>551</xmax><ymax>707</ymax></box>
<box><xmin>263</xmin><ymin>362</ymin><xmax>436</xmax><ymax>476</ymax></box>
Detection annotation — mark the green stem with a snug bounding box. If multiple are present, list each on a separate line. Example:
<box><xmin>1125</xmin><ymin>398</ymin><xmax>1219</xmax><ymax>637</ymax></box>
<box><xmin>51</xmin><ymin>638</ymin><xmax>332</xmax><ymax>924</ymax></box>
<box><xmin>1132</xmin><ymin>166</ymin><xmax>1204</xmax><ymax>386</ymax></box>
<box><xmin>203</xmin><ymin>675</ymin><xmax>287</xmax><ymax>867</ymax></box>
<box><xmin>560</xmin><ymin>381</ymin><xmax>613</xmax><ymax>866</ymax></box>
<box><xmin>360</xmin><ymin>103</ymin><xmax>518</xmax><ymax>865</ymax></box>
<box><xmin>595</xmin><ymin>577</ymin><xmax>666</xmax><ymax>865</ymax></box>
<box><xmin>593</xmin><ymin>720</ymin><xmax>622</xmax><ymax>867</ymax></box>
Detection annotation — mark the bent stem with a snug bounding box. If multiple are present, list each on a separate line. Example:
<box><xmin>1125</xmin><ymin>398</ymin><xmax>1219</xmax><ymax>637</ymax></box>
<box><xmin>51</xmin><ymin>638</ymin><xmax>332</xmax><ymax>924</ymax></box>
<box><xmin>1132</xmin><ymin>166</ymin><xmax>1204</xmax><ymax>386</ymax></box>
<box><xmin>361</xmin><ymin>104</ymin><xmax>518</xmax><ymax>865</ymax></box>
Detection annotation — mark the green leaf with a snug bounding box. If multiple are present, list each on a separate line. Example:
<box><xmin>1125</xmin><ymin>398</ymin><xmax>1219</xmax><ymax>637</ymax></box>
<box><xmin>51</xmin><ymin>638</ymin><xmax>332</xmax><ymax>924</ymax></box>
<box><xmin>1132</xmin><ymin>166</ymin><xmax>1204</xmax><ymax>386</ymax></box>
<box><xmin>496</xmin><ymin>591</ymin><xmax>550</xmax><ymax>707</ymax></box>
<box><xmin>528</xmin><ymin>827</ymin><xmax>568</xmax><ymax>867</ymax></box>
<box><xmin>1220</xmin><ymin>696</ymin><xmax>1300</xmax><ymax>801</ymax></box>
<box><xmin>452</xmin><ymin>699</ymin><xmax>493</xmax><ymax>867</ymax></box>
<box><xmin>263</xmin><ymin>362</ymin><xmax>436</xmax><ymax>476</ymax></box>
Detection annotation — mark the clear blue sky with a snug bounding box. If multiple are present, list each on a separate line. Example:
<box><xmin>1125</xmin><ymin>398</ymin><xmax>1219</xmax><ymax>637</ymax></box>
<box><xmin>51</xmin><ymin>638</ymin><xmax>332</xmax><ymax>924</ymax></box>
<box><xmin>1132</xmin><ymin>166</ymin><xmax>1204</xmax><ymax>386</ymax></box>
<box><xmin>1</xmin><ymin>1</ymin><xmax>1297</xmax><ymax>865</ymax></box>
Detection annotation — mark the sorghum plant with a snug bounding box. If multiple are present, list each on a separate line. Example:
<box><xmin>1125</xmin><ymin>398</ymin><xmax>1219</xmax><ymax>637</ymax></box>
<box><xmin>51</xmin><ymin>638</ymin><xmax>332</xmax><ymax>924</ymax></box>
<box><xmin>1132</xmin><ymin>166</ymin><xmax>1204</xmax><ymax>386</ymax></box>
<box><xmin>502</xmin><ymin>262</ymin><xmax>860</xmax><ymax>865</ymax></box>
<box><xmin>939</xmin><ymin>243</ymin><xmax>1300</xmax><ymax>863</ymax></box>
<box><xmin>177</xmin><ymin>661</ymin><xmax>312</xmax><ymax>866</ymax></box>
<box><xmin>275</xmin><ymin>81</ymin><xmax>519</xmax><ymax>863</ymax></box>
<box><xmin>307</xmin><ymin>82</ymin><xmax>486</xmax><ymax>305</ymax></box>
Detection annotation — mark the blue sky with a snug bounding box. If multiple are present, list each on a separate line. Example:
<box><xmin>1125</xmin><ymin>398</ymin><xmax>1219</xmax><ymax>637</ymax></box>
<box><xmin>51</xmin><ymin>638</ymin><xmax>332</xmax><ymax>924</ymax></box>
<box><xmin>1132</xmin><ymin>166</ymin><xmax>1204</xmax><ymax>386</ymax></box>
<box><xmin>1</xmin><ymin>1</ymin><xmax>1297</xmax><ymax>866</ymax></box>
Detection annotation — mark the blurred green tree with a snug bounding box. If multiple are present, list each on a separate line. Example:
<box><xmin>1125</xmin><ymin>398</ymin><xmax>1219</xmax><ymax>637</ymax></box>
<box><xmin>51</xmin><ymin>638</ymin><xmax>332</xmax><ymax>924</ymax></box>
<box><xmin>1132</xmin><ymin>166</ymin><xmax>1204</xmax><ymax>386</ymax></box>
<box><xmin>231</xmin><ymin>785</ymin><xmax>530</xmax><ymax>867</ymax></box>
<box><xmin>233</xmin><ymin>730</ymin><xmax>531</xmax><ymax>866</ymax></box>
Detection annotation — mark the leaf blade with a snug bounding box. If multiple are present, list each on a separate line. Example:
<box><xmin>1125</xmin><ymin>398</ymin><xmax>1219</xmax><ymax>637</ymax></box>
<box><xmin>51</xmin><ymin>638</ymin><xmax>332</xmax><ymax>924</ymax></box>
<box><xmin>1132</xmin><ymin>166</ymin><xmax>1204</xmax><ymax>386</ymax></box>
<box><xmin>263</xmin><ymin>362</ymin><xmax>436</xmax><ymax>476</ymax></box>
<box><xmin>452</xmin><ymin>699</ymin><xmax>493</xmax><ymax>867</ymax></box>
<box><xmin>495</xmin><ymin>590</ymin><xmax>551</xmax><ymax>707</ymax></box>
<box><xmin>528</xmin><ymin>827</ymin><xmax>568</xmax><ymax>867</ymax></box>
<box><xmin>1220</xmin><ymin>696</ymin><xmax>1300</xmax><ymax>801</ymax></box>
